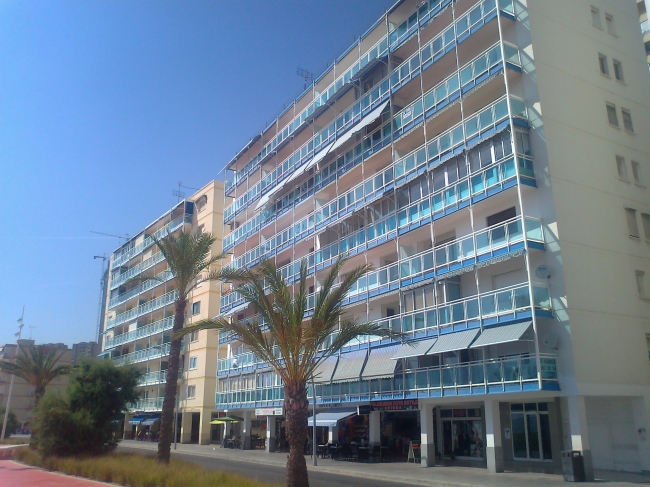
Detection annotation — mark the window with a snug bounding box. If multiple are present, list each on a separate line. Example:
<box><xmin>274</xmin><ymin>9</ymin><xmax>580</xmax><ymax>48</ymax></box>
<box><xmin>606</xmin><ymin>103</ymin><xmax>618</xmax><ymax>127</ymax></box>
<box><xmin>598</xmin><ymin>53</ymin><xmax>609</xmax><ymax>75</ymax></box>
<box><xmin>487</xmin><ymin>207</ymin><xmax>517</xmax><ymax>227</ymax></box>
<box><xmin>515</xmin><ymin>131</ymin><xmax>532</xmax><ymax>156</ymax></box>
<box><xmin>622</xmin><ymin>109</ymin><xmax>634</xmax><ymax>132</ymax></box>
<box><xmin>189</xmin><ymin>356</ymin><xmax>198</xmax><ymax>370</ymax></box>
<box><xmin>187</xmin><ymin>385</ymin><xmax>196</xmax><ymax>398</ymax></box>
<box><xmin>511</xmin><ymin>403</ymin><xmax>552</xmax><ymax>460</ymax></box>
<box><xmin>626</xmin><ymin>208</ymin><xmax>640</xmax><ymax>238</ymax></box>
<box><xmin>605</xmin><ymin>13</ymin><xmax>615</xmax><ymax>35</ymax></box>
<box><xmin>190</xmin><ymin>330</ymin><xmax>199</xmax><ymax>342</ymax></box>
<box><xmin>636</xmin><ymin>271</ymin><xmax>646</xmax><ymax>298</ymax></box>
<box><xmin>591</xmin><ymin>7</ymin><xmax>601</xmax><ymax>28</ymax></box>
<box><xmin>195</xmin><ymin>194</ymin><xmax>208</xmax><ymax>212</ymax></box>
<box><xmin>616</xmin><ymin>155</ymin><xmax>628</xmax><ymax>180</ymax></box>
<box><xmin>192</xmin><ymin>301</ymin><xmax>201</xmax><ymax>315</ymax></box>
<box><xmin>642</xmin><ymin>213</ymin><xmax>650</xmax><ymax>240</ymax></box>
<box><xmin>613</xmin><ymin>60</ymin><xmax>624</xmax><ymax>82</ymax></box>
<box><xmin>631</xmin><ymin>161</ymin><xmax>642</xmax><ymax>185</ymax></box>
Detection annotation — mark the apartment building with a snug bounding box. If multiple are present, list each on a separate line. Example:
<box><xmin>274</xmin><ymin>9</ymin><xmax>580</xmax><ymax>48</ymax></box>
<box><xmin>0</xmin><ymin>340</ymin><xmax>72</xmax><ymax>431</ymax></box>
<box><xmin>639</xmin><ymin>0</ymin><xmax>650</xmax><ymax>68</ymax></box>
<box><xmin>100</xmin><ymin>180</ymin><xmax>227</xmax><ymax>445</ymax></box>
<box><xmin>218</xmin><ymin>0</ymin><xmax>650</xmax><ymax>477</ymax></box>
<box><xmin>71</xmin><ymin>341</ymin><xmax>100</xmax><ymax>365</ymax></box>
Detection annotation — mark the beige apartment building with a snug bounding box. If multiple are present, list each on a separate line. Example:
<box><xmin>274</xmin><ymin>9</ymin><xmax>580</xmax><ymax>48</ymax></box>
<box><xmin>218</xmin><ymin>0</ymin><xmax>650</xmax><ymax>479</ymax></box>
<box><xmin>100</xmin><ymin>180</ymin><xmax>228</xmax><ymax>444</ymax></box>
<box><xmin>0</xmin><ymin>340</ymin><xmax>72</xmax><ymax>432</ymax></box>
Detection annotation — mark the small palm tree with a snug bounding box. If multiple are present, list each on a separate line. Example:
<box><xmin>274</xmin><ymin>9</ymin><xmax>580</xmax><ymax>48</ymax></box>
<box><xmin>0</xmin><ymin>345</ymin><xmax>70</xmax><ymax>446</ymax></box>
<box><xmin>144</xmin><ymin>229</ymin><xmax>224</xmax><ymax>464</ymax></box>
<box><xmin>180</xmin><ymin>257</ymin><xmax>401</xmax><ymax>487</ymax></box>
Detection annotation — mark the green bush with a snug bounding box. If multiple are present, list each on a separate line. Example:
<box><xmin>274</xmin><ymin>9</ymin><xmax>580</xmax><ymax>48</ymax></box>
<box><xmin>0</xmin><ymin>406</ymin><xmax>19</xmax><ymax>438</ymax></box>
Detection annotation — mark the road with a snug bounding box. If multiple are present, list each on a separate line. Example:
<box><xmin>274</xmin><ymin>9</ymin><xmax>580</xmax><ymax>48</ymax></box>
<box><xmin>118</xmin><ymin>446</ymin><xmax>410</xmax><ymax>487</ymax></box>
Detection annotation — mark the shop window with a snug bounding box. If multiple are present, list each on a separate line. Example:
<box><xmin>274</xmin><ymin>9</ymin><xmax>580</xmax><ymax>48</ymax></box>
<box><xmin>616</xmin><ymin>155</ymin><xmax>628</xmax><ymax>181</ymax></box>
<box><xmin>440</xmin><ymin>408</ymin><xmax>484</xmax><ymax>458</ymax></box>
<box><xmin>598</xmin><ymin>53</ymin><xmax>609</xmax><ymax>75</ymax></box>
<box><xmin>626</xmin><ymin>208</ymin><xmax>640</xmax><ymax>238</ymax></box>
<box><xmin>606</xmin><ymin>103</ymin><xmax>619</xmax><ymax>127</ymax></box>
<box><xmin>510</xmin><ymin>403</ymin><xmax>552</xmax><ymax>460</ymax></box>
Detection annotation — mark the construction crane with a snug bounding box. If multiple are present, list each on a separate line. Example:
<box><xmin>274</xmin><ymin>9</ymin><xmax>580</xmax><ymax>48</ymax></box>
<box><xmin>90</xmin><ymin>231</ymin><xmax>129</xmax><ymax>241</ymax></box>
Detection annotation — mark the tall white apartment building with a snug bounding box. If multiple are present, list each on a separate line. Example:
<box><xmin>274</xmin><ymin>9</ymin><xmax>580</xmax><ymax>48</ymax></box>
<box><xmin>101</xmin><ymin>180</ymin><xmax>227</xmax><ymax>445</ymax></box>
<box><xmin>219</xmin><ymin>0</ymin><xmax>650</xmax><ymax>477</ymax></box>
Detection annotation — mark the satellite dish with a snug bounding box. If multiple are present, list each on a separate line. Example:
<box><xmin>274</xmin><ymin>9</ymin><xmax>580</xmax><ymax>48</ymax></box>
<box><xmin>535</xmin><ymin>265</ymin><xmax>551</xmax><ymax>280</ymax></box>
<box><xmin>541</xmin><ymin>332</ymin><xmax>558</xmax><ymax>350</ymax></box>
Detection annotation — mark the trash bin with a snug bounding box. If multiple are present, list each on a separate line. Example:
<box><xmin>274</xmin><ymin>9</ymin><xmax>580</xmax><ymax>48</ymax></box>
<box><xmin>561</xmin><ymin>450</ymin><xmax>586</xmax><ymax>482</ymax></box>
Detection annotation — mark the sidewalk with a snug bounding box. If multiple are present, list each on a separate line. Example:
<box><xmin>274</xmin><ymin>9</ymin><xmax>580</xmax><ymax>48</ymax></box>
<box><xmin>119</xmin><ymin>440</ymin><xmax>650</xmax><ymax>487</ymax></box>
<box><xmin>0</xmin><ymin>460</ymin><xmax>114</xmax><ymax>487</ymax></box>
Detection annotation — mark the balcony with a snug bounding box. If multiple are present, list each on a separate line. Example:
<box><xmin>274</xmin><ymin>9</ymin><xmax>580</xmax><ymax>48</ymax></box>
<box><xmin>104</xmin><ymin>316</ymin><xmax>174</xmax><ymax>350</ymax></box>
<box><xmin>216</xmin><ymin>353</ymin><xmax>558</xmax><ymax>408</ymax></box>
<box><xmin>110</xmin><ymin>252</ymin><xmax>166</xmax><ymax>290</ymax></box>
<box><xmin>108</xmin><ymin>270</ymin><xmax>174</xmax><ymax>309</ymax></box>
<box><xmin>129</xmin><ymin>397</ymin><xmax>164</xmax><ymax>412</ymax></box>
<box><xmin>106</xmin><ymin>290</ymin><xmax>178</xmax><ymax>331</ymax></box>
<box><xmin>112</xmin><ymin>343</ymin><xmax>175</xmax><ymax>366</ymax></box>
<box><xmin>137</xmin><ymin>369</ymin><xmax>182</xmax><ymax>387</ymax></box>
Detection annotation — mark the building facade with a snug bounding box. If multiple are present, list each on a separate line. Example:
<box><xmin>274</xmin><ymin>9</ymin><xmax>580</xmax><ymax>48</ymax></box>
<box><xmin>0</xmin><ymin>340</ymin><xmax>72</xmax><ymax>432</ymax></box>
<box><xmin>71</xmin><ymin>341</ymin><xmax>100</xmax><ymax>365</ymax></box>
<box><xmin>639</xmin><ymin>0</ymin><xmax>650</xmax><ymax>69</ymax></box>
<box><xmin>218</xmin><ymin>0</ymin><xmax>650</xmax><ymax>477</ymax></box>
<box><xmin>100</xmin><ymin>180</ymin><xmax>227</xmax><ymax>445</ymax></box>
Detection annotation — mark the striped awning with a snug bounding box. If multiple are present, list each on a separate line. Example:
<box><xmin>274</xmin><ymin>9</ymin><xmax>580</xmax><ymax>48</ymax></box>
<box><xmin>330</xmin><ymin>100</ymin><xmax>389</xmax><ymax>152</ymax></box>
<box><xmin>362</xmin><ymin>344</ymin><xmax>400</xmax><ymax>378</ymax></box>
<box><xmin>129</xmin><ymin>416</ymin><xmax>148</xmax><ymax>425</ymax></box>
<box><xmin>391</xmin><ymin>338</ymin><xmax>437</xmax><ymax>360</ymax></box>
<box><xmin>470</xmin><ymin>321</ymin><xmax>533</xmax><ymax>348</ymax></box>
<box><xmin>313</xmin><ymin>356</ymin><xmax>338</xmax><ymax>383</ymax></box>
<box><xmin>427</xmin><ymin>329</ymin><xmax>480</xmax><ymax>355</ymax></box>
<box><xmin>332</xmin><ymin>349</ymin><xmax>368</xmax><ymax>382</ymax></box>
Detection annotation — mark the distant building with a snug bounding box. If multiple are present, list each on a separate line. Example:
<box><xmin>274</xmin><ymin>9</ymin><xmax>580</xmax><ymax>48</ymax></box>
<box><xmin>0</xmin><ymin>340</ymin><xmax>72</xmax><ymax>431</ymax></box>
<box><xmin>71</xmin><ymin>342</ymin><xmax>100</xmax><ymax>365</ymax></box>
<box><xmin>638</xmin><ymin>0</ymin><xmax>650</xmax><ymax>68</ymax></box>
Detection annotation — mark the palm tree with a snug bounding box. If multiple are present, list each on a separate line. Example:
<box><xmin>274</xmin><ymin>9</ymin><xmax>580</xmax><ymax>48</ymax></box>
<box><xmin>145</xmin><ymin>229</ymin><xmax>224</xmax><ymax>464</ymax></box>
<box><xmin>179</xmin><ymin>256</ymin><xmax>402</xmax><ymax>487</ymax></box>
<box><xmin>0</xmin><ymin>345</ymin><xmax>70</xmax><ymax>446</ymax></box>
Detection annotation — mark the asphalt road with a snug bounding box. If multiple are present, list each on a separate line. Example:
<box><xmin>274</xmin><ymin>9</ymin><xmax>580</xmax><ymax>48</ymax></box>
<box><xmin>118</xmin><ymin>446</ymin><xmax>410</xmax><ymax>487</ymax></box>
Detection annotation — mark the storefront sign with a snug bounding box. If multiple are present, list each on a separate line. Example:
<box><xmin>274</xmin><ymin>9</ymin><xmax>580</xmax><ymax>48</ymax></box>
<box><xmin>371</xmin><ymin>399</ymin><xmax>418</xmax><ymax>411</ymax></box>
<box><xmin>255</xmin><ymin>407</ymin><xmax>283</xmax><ymax>416</ymax></box>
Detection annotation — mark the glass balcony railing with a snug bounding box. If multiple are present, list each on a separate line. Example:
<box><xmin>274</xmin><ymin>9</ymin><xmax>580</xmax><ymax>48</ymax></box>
<box><xmin>104</xmin><ymin>316</ymin><xmax>174</xmax><ymax>350</ymax></box>
<box><xmin>106</xmin><ymin>290</ymin><xmax>178</xmax><ymax>330</ymax></box>
<box><xmin>110</xmin><ymin>252</ymin><xmax>166</xmax><ymax>290</ymax></box>
<box><xmin>111</xmin><ymin>215</ymin><xmax>191</xmax><ymax>270</ymax></box>
<box><xmin>112</xmin><ymin>343</ymin><xmax>172</xmax><ymax>366</ymax></box>
<box><xmin>137</xmin><ymin>370</ymin><xmax>182</xmax><ymax>387</ymax></box>
<box><xmin>108</xmin><ymin>270</ymin><xmax>173</xmax><ymax>309</ymax></box>
<box><xmin>641</xmin><ymin>19</ymin><xmax>650</xmax><ymax>34</ymax></box>
<box><xmin>216</xmin><ymin>353</ymin><xmax>558</xmax><ymax>407</ymax></box>
<box><xmin>129</xmin><ymin>397</ymin><xmax>164</xmax><ymax>411</ymax></box>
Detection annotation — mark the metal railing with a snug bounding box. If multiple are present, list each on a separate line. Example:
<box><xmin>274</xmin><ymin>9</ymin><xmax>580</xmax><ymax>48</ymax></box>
<box><xmin>137</xmin><ymin>369</ymin><xmax>182</xmax><ymax>386</ymax></box>
<box><xmin>106</xmin><ymin>290</ymin><xmax>178</xmax><ymax>330</ymax></box>
<box><xmin>129</xmin><ymin>397</ymin><xmax>164</xmax><ymax>411</ymax></box>
<box><xmin>110</xmin><ymin>252</ymin><xmax>166</xmax><ymax>290</ymax></box>
<box><xmin>112</xmin><ymin>343</ymin><xmax>174</xmax><ymax>366</ymax></box>
<box><xmin>108</xmin><ymin>270</ymin><xmax>174</xmax><ymax>309</ymax></box>
<box><xmin>104</xmin><ymin>316</ymin><xmax>174</xmax><ymax>349</ymax></box>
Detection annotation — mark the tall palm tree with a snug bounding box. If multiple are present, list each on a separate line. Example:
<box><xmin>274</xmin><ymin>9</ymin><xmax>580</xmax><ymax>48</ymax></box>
<box><xmin>180</xmin><ymin>257</ymin><xmax>402</xmax><ymax>487</ymax></box>
<box><xmin>146</xmin><ymin>229</ymin><xmax>224</xmax><ymax>464</ymax></box>
<box><xmin>0</xmin><ymin>345</ymin><xmax>70</xmax><ymax>446</ymax></box>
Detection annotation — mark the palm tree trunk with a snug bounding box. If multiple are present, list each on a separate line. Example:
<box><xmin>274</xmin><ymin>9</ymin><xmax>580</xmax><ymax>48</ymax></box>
<box><xmin>29</xmin><ymin>389</ymin><xmax>45</xmax><ymax>450</ymax></box>
<box><xmin>156</xmin><ymin>298</ymin><xmax>186</xmax><ymax>464</ymax></box>
<box><xmin>284</xmin><ymin>382</ymin><xmax>309</xmax><ymax>487</ymax></box>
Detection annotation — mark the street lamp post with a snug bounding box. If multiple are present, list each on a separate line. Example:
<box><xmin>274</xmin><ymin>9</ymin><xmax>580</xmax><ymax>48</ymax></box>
<box><xmin>1</xmin><ymin>307</ymin><xmax>25</xmax><ymax>440</ymax></box>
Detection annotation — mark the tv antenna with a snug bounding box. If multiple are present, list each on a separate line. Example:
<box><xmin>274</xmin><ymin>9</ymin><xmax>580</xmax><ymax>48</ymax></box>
<box><xmin>173</xmin><ymin>181</ymin><xmax>199</xmax><ymax>202</ymax></box>
<box><xmin>297</xmin><ymin>68</ymin><xmax>314</xmax><ymax>90</ymax></box>
<box><xmin>28</xmin><ymin>325</ymin><xmax>36</xmax><ymax>340</ymax></box>
<box><xmin>90</xmin><ymin>231</ymin><xmax>129</xmax><ymax>241</ymax></box>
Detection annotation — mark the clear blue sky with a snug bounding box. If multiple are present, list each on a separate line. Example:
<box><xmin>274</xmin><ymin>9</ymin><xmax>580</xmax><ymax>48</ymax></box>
<box><xmin>0</xmin><ymin>0</ymin><xmax>396</xmax><ymax>347</ymax></box>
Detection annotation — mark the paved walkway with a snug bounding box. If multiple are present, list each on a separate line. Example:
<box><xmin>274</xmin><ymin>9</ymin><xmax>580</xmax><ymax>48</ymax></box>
<box><xmin>119</xmin><ymin>440</ymin><xmax>650</xmax><ymax>486</ymax></box>
<box><xmin>0</xmin><ymin>460</ymin><xmax>114</xmax><ymax>487</ymax></box>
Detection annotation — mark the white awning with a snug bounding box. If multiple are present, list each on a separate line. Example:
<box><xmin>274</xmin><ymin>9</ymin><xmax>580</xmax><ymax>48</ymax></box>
<box><xmin>313</xmin><ymin>356</ymin><xmax>338</xmax><ymax>383</ymax></box>
<box><xmin>362</xmin><ymin>344</ymin><xmax>400</xmax><ymax>378</ymax></box>
<box><xmin>391</xmin><ymin>338</ymin><xmax>437</xmax><ymax>360</ymax></box>
<box><xmin>427</xmin><ymin>329</ymin><xmax>480</xmax><ymax>355</ymax></box>
<box><xmin>254</xmin><ymin>180</ymin><xmax>288</xmax><ymax>211</ymax></box>
<box><xmin>308</xmin><ymin>411</ymin><xmax>355</xmax><ymax>427</ymax></box>
<box><xmin>301</xmin><ymin>141</ymin><xmax>335</xmax><ymax>174</ymax></box>
<box><xmin>470</xmin><ymin>321</ymin><xmax>533</xmax><ymax>348</ymax></box>
<box><xmin>332</xmin><ymin>349</ymin><xmax>367</xmax><ymax>382</ymax></box>
<box><xmin>330</xmin><ymin>100</ymin><xmax>389</xmax><ymax>153</ymax></box>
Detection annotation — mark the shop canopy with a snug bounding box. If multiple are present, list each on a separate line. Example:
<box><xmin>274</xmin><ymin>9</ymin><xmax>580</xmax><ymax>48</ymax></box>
<box><xmin>362</xmin><ymin>344</ymin><xmax>400</xmax><ymax>379</ymax></box>
<box><xmin>313</xmin><ymin>355</ymin><xmax>339</xmax><ymax>383</ymax></box>
<box><xmin>307</xmin><ymin>411</ymin><xmax>355</xmax><ymax>427</ymax></box>
<box><xmin>391</xmin><ymin>338</ymin><xmax>437</xmax><ymax>360</ymax></box>
<box><xmin>141</xmin><ymin>414</ymin><xmax>161</xmax><ymax>426</ymax></box>
<box><xmin>470</xmin><ymin>321</ymin><xmax>533</xmax><ymax>348</ymax></box>
<box><xmin>426</xmin><ymin>329</ymin><xmax>480</xmax><ymax>355</ymax></box>
<box><xmin>331</xmin><ymin>349</ymin><xmax>368</xmax><ymax>382</ymax></box>
<box><xmin>129</xmin><ymin>416</ymin><xmax>148</xmax><ymax>425</ymax></box>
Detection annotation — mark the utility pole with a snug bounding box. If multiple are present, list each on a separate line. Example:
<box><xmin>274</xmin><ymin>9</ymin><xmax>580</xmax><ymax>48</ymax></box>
<box><xmin>2</xmin><ymin>307</ymin><xmax>25</xmax><ymax>440</ymax></box>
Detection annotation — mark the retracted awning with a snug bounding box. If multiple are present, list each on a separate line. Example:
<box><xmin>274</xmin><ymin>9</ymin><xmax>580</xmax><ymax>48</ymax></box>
<box><xmin>332</xmin><ymin>349</ymin><xmax>368</xmax><ymax>382</ymax></box>
<box><xmin>470</xmin><ymin>321</ymin><xmax>533</xmax><ymax>348</ymax></box>
<box><xmin>330</xmin><ymin>100</ymin><xmax>390</xmax><ymax>153</ymax></box>
<box><xmin>307</xmin><ymin>411</ymin><xmax>356</xmax><ymax>427</ymax></box>
<box><xmin>141</xmin><ymin>414</ymin><xmax>161</xmax><ymax>426</ymax></box>
<box><xmin>129</xmin><ymin>416</ymin><xmax>148</xmax><ymax>425</ymax></box>
<box><xmin>391</xmin><ymin>338</ymin><xmax>437</xmax><ymax>360</ymax></box>
<box><xmin>427</xmin><ymin>329</ymin><xmax>480</xmax><ymax>355</ymax></box>
<box><xmin>362</xmin><ymin>344</ymin><xmax>400</xmax><ymax>379</ymax></box>
<box><xmin>313</xmin><ymin>356</ymin><xmax>338</xmax><ymax>383</ymax></box>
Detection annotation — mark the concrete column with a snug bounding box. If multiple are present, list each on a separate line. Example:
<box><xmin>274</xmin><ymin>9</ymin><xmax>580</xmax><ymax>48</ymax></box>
<box><xmin>484</xmin><ymin>399</ymin><xmax>504</xmax><ymax>473</ymax></box>
<box><xmin>266</xmin><ymin>416</ymin><xmax>276</xmax><ymax>452</ymax></box>
<box><xmin>198</xmin><ymin>408</ymin><xmax>212</xmax><ymax>445</ymax></box>
<box><xmin>242</xmin><ymin>410</ymin><xmax>252</xmax><ymax>450</ymax></box>
<box><xmin>180</xmin><ymin>411</ymin><xmax>192</xmax><ymax>444</ymax></box>
<box><xmin>420</xmin><ymin>406</ymin><xmax>435</xmax><ymax>467</ymax></box>
<box><xmin>123</xmin><ymin>413</ymin><xmax>133</xmax><ymax>440</ymax></box>
<box><xmin>328</xmin><ymin>423</ymin><xmax>339</xmax><ymax>444</ymax></box>
<box><xmin>567</xmin><ymin>396</ymin><xmax>594</xmax><ymax>481</ymax></box>
<box><xmin>369</xmin><ymin>411</ymin><xmax>381</xmax><ymax>447</ymax></box>
<box><xmin>632</xmin><ymin>394</ymin><xmax>650</xmax><ymax>475</ymax></box>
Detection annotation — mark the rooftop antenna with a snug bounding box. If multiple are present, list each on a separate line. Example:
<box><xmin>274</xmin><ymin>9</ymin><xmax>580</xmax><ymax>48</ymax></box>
<box><xmin>173</xmin><ymin>181</ymin><xmax>199</xmax><ymax>202</ymax></box>
<box><xmin>297</xmin><ymin>68</ymin><xmax>314</xmax><ymax>90</ymax></box>
<box><xmin>28</xmin><ymin>325</ymin><xmax>35</xmax><ymax>340</ymax></box>
<box><xmin>90</xmin><ymin>231</ymin><xmax>129</xmax><ymax>241</ymax></box>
